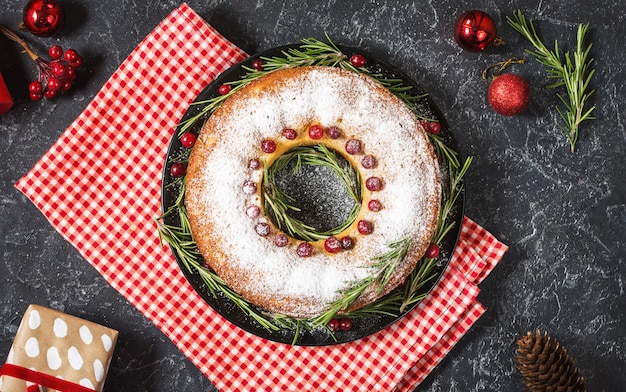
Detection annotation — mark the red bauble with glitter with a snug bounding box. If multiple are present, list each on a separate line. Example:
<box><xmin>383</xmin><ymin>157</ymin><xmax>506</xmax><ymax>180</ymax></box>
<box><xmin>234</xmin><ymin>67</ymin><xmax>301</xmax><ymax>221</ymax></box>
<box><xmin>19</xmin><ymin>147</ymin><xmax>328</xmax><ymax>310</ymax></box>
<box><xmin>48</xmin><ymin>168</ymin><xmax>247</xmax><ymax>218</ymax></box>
<box><xmin>488</xmin><ymin>73</ymin><xmax>531</xmax><ymax>116</ymax></box>
<box><xmin>22</xmin><ymin>0</ymin><xmax>64</xmax><ymax>37</ymax></box>
<box><xmin>454</xmin><ymin>10</ymin><xmax>497</xmax><ymax>52</ymax></box>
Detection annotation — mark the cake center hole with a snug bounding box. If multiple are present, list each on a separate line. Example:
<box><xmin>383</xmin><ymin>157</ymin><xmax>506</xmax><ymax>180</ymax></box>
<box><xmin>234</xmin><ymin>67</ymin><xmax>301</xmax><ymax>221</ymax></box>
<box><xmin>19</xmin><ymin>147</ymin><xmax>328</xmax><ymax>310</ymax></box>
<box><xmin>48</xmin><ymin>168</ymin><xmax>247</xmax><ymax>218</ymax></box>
<box><xmin>264</xmin><ymin>144</ymin><xmax>362</xmax><ymax>241</ymax></box>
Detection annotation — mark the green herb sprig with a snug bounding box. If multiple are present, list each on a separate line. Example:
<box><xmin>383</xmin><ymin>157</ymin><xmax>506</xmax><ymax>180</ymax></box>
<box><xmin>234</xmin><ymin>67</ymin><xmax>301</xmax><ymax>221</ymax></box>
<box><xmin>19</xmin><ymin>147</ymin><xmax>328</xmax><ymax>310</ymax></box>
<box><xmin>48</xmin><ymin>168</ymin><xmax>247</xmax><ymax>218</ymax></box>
<box><xmin>507</xmin><ymin>10</ymin><xmax>595</xmax><ymax>153</ymax></box>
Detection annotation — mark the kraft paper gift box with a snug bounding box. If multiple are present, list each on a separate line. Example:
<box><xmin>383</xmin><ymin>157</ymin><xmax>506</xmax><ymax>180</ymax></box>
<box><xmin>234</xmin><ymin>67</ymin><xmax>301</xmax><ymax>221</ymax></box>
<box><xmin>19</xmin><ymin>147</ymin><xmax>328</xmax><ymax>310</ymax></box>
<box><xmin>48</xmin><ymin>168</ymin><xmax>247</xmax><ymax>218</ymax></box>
<box><xmin>0</xmin><ymin>305</ymin><xmax>118</xmax><ymax>392</ymax></box>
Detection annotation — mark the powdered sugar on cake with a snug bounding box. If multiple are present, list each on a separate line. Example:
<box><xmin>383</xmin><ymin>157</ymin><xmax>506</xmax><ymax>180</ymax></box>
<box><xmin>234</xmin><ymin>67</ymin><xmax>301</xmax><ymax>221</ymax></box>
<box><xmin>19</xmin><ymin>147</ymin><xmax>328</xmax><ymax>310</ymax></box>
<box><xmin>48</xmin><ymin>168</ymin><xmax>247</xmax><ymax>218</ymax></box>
<box><xmin>185</xmin><ymin>66</ymin><xmax>441</xmax><ymax>318</ymax></box>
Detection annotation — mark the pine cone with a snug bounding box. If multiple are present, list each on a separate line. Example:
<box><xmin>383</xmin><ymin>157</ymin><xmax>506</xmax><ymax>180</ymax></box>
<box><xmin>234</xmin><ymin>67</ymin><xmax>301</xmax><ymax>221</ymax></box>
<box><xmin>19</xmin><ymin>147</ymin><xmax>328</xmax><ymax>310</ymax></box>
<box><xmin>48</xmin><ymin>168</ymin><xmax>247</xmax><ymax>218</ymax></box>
<box><xmin>515</xmin><ymin>330</ymin><xmax>586</xmax><ymax>392</ymax></box>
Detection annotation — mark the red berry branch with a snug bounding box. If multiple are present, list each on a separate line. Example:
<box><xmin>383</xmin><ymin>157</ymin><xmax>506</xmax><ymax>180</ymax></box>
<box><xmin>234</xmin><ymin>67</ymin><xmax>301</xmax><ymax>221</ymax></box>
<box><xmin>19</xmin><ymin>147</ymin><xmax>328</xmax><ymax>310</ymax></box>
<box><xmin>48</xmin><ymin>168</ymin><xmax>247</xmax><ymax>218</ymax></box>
<box><xmin>0</xmin><ymin>24</ymin><xmax>82</xmax><ymax>100</ymax></box>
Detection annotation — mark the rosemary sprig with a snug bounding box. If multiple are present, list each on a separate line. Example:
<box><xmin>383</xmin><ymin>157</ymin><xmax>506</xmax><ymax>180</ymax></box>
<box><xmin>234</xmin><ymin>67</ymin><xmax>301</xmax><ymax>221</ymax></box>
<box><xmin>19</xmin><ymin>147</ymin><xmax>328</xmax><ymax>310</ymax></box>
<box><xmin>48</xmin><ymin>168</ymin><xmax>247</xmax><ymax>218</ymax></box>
<box><xmin>506</xmin><ymin>10</ymin><xmax>595</xmax><ymax>153</ymax></box>
<box><xmin>262</xmin><ymin>144</ymin><xmax>362</xmax><ymax>241</ymax></box>
<box><xmin>178</xmin><ymin>34</ymin><xmax>429</xmax><ymax>135</ymax></box>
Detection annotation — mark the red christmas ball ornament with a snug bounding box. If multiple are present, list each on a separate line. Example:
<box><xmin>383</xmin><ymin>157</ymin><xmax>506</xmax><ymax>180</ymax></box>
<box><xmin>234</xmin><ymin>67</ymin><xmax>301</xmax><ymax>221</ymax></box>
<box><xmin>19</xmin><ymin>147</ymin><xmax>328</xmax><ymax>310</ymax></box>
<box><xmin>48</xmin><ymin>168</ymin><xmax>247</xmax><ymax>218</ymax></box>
<box><xmin>454</xmin><ymin>10</ymin><xmax>498</xmax><ymax>52</ymax></box>
<box><xmin>488</xmin><ymin>73</ymin><xmax>531</xmax><ymax>116</ymax></box>
<box><xmin>0</xmin><ymin>72</ymin><xmax>14</xmax><ymax>115</ymax></box>
<box><xmin>22</xmin><ymin>0</ymin><xmax>64</xmax><ymax>37</ymax></box>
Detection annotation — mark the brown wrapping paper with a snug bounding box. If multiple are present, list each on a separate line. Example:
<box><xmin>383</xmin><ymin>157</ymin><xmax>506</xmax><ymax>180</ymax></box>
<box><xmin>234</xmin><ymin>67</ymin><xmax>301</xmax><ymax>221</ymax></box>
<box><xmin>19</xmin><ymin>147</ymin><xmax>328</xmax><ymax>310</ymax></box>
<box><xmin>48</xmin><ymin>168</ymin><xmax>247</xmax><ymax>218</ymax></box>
<box><xmin>0</xmin><ymin>305</ymin><xmax>118</xmax><ymax>392</ymax></box>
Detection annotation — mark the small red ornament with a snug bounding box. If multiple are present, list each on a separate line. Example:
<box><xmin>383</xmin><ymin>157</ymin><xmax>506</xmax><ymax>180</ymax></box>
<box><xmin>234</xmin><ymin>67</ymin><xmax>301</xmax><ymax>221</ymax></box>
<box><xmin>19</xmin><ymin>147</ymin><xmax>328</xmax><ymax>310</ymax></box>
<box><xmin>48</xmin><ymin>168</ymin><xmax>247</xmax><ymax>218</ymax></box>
<box><xmin>22</xmin><ymin>0</ymin><xmax>65</xmax><ymax>37</ymax></box>
<box><xmin>488</xmin><ymin>73</ymin><xmax>531</xmax><ymax>116</ymax></box>
<box><xmin>454</xmin><ymin>10</ymin><xmax>498</xmax><ymax>52</ymax></box>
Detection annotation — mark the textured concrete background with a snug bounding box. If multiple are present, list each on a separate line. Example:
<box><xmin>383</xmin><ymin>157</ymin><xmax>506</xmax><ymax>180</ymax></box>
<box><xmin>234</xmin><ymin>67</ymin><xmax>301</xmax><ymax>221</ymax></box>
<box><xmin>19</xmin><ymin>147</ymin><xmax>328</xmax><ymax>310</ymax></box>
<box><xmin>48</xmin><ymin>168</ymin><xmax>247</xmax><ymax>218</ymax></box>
<box><xmin>1</xmin><ymin>0</ymin><xmax>624</xmax><ymax>391</ymax></box>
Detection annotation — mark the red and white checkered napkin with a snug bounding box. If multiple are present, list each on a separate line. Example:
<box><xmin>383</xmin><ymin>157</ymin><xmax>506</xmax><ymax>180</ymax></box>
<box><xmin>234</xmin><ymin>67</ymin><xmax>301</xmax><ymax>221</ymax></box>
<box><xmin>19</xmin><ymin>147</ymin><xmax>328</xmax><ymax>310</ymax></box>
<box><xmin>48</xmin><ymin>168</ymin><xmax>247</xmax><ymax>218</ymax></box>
<box><xmin>14</xmin><ymin>3</ymin><xmax>508</xmax><ymax>391</ymax></box>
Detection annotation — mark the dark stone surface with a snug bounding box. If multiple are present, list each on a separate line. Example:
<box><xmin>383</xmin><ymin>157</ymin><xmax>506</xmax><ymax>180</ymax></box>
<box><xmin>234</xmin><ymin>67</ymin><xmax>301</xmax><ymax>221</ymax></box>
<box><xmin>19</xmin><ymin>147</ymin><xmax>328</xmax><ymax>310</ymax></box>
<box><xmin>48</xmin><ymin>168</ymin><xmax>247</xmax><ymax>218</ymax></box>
<box><xmin>1</xmin><ymin>1</ymin><xmax>624</xmax><ymax>391</ymax></box>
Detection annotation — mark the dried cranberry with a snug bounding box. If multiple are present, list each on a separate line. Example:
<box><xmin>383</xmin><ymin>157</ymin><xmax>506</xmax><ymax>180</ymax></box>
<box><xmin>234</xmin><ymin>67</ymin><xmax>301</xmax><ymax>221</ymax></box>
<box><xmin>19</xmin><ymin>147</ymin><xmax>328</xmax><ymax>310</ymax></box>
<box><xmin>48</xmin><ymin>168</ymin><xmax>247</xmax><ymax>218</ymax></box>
<box><xmin>340</xmin><ymin>236</ymin><xmax>355</xmax><ymax>250</ymax></box>
<box><xmin>361</xmin><ymin>154</ymin><xmax>377</xmax><ymax>169</ymax></box>
<box><xmin>327</xmin><ymin>126</ymin><xmax>341</xmax><ymax>139</ymax></box>
<box><xmin>357</xmin><ymin>220</ymin><xmax>373</xmax><ymax>235</ymax></box>
<box><xmin>283</xmin><ymin>128</ymin><xmax>297</xmax><ymax>140</ymax></box>
<box><xmin>324</xmin><ymin>236</ymin><xmax>342</xmax><ymax>253</ymax></box>
<box><xmin>296</xmin><ymin>242</ymin><xmax>313</xmax><ymax>257</ymax></box>
<box><xmin>261</xmin><ymin>139</ymin><xmax>276</xmax><ymax>153</ymax></box>
<box><xmin>345</xmin><ymin>139</ymin><xmax>361</xmax><ymax>155</ymax></box>
<box><xmin>274</xmin><ymin>234</ymin><xmax>289</xmax><ymax>247</ymax></box>
<box><xmin>242</xmin><ymin>180</ymin><xmax>257</xmax><ymax>195</ymax></box>
<box><xmin>248</xmin><ymin>158</ymin><xmax>261</xmax><ymax>170</ymax></box>
<box><xmin>308</xmin><ymin>124</ymin><xmax>325</xmax><ymax>140</ymax></box>
<box><xmin>246</xmin><ymin>205</ymin><xmax>260</xmax><ymax>218</ymax></box>
<box><xmin>255</xmin><ymin>222</ymin><xmax>271</xmax><ymax>237</ymax></box>
<box><xmin>365</xmin><ymin>177</ymin><xmax>383</xmax><ymax>191</ymax></box>
<box><xmin>368</xmin><ymin>199</ymin><xmax>382</xmax><ymax>212</ymax></box>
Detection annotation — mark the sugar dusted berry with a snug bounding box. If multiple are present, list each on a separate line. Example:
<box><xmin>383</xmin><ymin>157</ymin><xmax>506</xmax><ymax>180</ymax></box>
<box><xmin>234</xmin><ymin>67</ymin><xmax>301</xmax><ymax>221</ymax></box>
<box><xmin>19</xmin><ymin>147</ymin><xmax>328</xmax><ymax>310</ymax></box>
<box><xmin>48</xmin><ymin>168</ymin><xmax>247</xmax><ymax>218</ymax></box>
<box><xmin>365</xmin><ymin>177</ymin><xmax>383</xmax><ymax>191</ymax></box>
<box><xmin>341</xmin><ymin>236</ymin><xmax>355</xmax><ymax>250</ymax></box>
<box><xmin>246</xmin><ymin>205</ymin><xmax>260</xmax><ymax>218</ymax></box>
<box><xmin>357</xmin><ymin>220</ymin><xmax>373</xmax><ymax>235</ymax></box>
<box><xmin>327</xmin><ymin>126</ymin><xmax>341</xmax><ymax>139</ymax></box>
<box><xmin>255</xmin><ymin>222</ymin><xmax>271</xmax><ymax>237</ymax></box>
<box><xmin>283</xmin><ymin>128</ymin><xmax>297</xmax><ymax>140</ymax></box>
<box><xmin>368</xmin><ymin>199</ymin><xmax>382</xmax><ymax>212</ymax></box>
<box><xmin>296</xmin><ymin>242</ymin><xmax>313</xmax><ymax>257</ymax></box>
<box><xmin>274</xmin><ymin>234</ymin><xmax>289</xmax><ymax>247</ymax></box>
<box><xmin>261</xmin><ymin>139</ymin><xmax>276</xmax><ymax>153</ymax></box>
<box><xmin>242</xmin><ymin>180</ymin><xmax>257</xmax><ymax>195</ymax></box>
<box><xmin>345</xmin><ymin>139</ymin><xmax>361</xmax><ymax>155</ymax></box>
<box><xmin>248</xmin><ymin>158</ymin><xmax>261</xmax><ymax>170</ymax></box>
<box><xmin>361</xmin><ymin>154</ymin><xmax>377</xmax><ymax>169</ymax></box>
<box><xmin>324</xmin><ymin>236</ymin><xmax>342</xmax><ymax>253</ymax></box>
<box><xmin>308</xmin><ymin>124</ymin><xmax>325</xmax><ymax>140</ymax></box>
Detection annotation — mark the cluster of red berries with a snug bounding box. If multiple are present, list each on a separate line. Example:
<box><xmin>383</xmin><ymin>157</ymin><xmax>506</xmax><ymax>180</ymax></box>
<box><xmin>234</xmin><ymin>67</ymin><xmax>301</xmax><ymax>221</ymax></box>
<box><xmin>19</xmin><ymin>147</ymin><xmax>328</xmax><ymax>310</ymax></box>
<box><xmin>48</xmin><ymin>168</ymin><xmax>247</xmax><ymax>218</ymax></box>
<box><xmin>28</xmin><ymin>45</ymin><xmax>83</xmax><ymax>100</ymax></box>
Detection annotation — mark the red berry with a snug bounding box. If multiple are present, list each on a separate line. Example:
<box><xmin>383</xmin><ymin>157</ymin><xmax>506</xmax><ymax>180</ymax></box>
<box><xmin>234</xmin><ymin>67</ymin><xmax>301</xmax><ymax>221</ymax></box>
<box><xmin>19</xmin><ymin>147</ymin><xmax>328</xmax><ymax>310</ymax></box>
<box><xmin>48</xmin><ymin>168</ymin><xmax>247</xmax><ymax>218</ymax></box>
<box><xmin>29</xmin><ymin>92</ymin><xmax>43</xmax><ymax>101</ymax></box>
<box><xmin>51</xmin><ymin>62</ymin><xmax>66</xmax><ymax>77</ymax></box>
<box><xmin>365</xmin><ymin>177</ymin><xmax>383</xmax><ymax>191</ymax></box>
<box><xmin>357</xmin><ymin>220</ymin><xmax>373</xmax><ymax>235</ymax></box>
<box><xmin>274</xmin><ymin>234</ymin><xmax>289</xmax><ymax>247</ymax></box>
<box><xmin>29</xmin><ymin>81</ymin><xmax>43</xmax><ymax>94</ymax></box>
<box><xmin>350</xmin><ymin>54</ymin><xmax>366</xmax><ymax>67</ymax></box>
<box><xmin>170</xmin><ymin>162</ymin><xmax>186</xmax><ymax>177</ymax></box>
<box><xmin>283</xmin><ymin>128</ymin><xmax>297</xmax><ymax>140</ymax></box>
<box><xmin>345</xmin><ymin>139</ymin><xmax>361</xmax><ymax>155</ymax></box>
<box><xmin>218</xmin><ymin>84</ymin><xmax>231</xmax><ymax>95</ymax></box>
<box><xmin>339</xmin><ymin>318</ymin><xmax>353</xmax><ymax>331</ymax></box>
<box><xmin>255</xmin><ymin>222</ymin><xmax>271</xmax><ymax>237</ymax></box>
<box><xmin>60</xmin><ymin>80</ymin><xmax>72</xmax><ymax>92</ymax></box>
<box><xmin>65</xmin><ymin>66</ymin><xmax>77</xmax><ymax>81</ymax></box>
<box><xmin>248</xmin><ymin>158</ymin><xmax>261</xmax><ymax>170</ymax></box>
<box><xmin>64</xmin><ymin>48</ymin><xmax>79</xmax><ymax>62</ymax></box>
<box><xmin>47</xmin><ymin>77</ymin><xmax>61</xmax><ymax>91</ymax></box>
<box><xmin>368</xmin><ymin>199</ymin><xmax>382</xmax><ymax>212</ymax></box>
<box><xmin>420</xmin><ymin>120</ymin><xmax>442</xmax><ymax>135</ymax></box>
<box><xmin>70</xmin><ymin>55</ymin><xmax>83</xmax><ymax>69</ymax></box>
<box><xmin>180</xmin><ymin>132</ymin><xmax>196</xmax><ymax>148</ymax></box>
<box><xmin>324</xmin><ymin>236</ymin><xmax>342</xmax><ymax>253</ymax></box>
<box><xmin>242</xmin><ymin>180</ymin><xmax>257</xmax><ymax>195</ymax></box>
<box><xmin>48</xmin><ymin>45</ymin><xmax>63</xmax><ymax>60</ymax></box>
<box><xmin>308</xmin><ymin>124</ymin><xmax>325</xmax><ymax>139</ymax></box>
<box><xmin>340</xmin><ymin>236</ymin><xmax>355</xmax><ymax>250</ymax></box>
<box><xmin>296</xmin><ymin>242</ymin><xmax>313</xmax><ymax>257</ymax></box>
<box><xmin>261</xmin><ymin>139</ymin><xmax>276</xmax><ymax>153</ymax></box>
<box><xmin>327</xmin><ymin>126</ymin><xmax>341</xmax><ymax>139</ymax></box>
<box><xmin>361</xmin><ymin>154</ymin><xmax>377</xmax><ymax>169</ymax></box>
<box><xmin>43</xmin><ymin>87</ymin><xmax>57</xmax><ymax>99</ymax></box>
<box><xmin>246</xmin><ymin>205</ymin><xmax>260</xmax><ymax>218</ymax></box>
<box><xmin>251</xmin><ymin>59</ymin><xmax>263</xmax><ymax>71</ymax></box>
<box><xmin>425</xmin><ymin>243</ymin><xmax>440</xmax><ymax>258</ymax></box>
<box><xmin>328</xmin><ymin>319</ymin><xmax>340</xmax><ymax>332</ymax></box>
